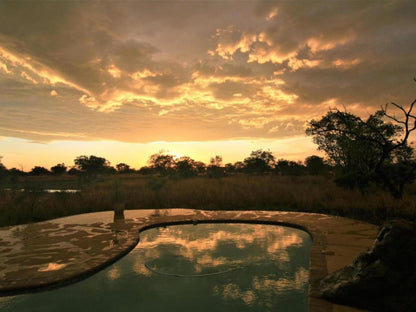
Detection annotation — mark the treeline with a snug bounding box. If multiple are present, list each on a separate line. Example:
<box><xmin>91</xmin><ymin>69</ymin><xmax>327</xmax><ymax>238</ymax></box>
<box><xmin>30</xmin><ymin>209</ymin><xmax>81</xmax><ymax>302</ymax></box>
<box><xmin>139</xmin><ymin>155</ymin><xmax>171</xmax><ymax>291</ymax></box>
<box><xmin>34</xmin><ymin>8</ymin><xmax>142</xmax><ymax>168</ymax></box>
<box><xmin>0</xmin><ymin>150</ymin><xmax>331</xmax><ymax>178</ymax></box>
<box><xmin>2</xmin><ymin>91</ymin><xmax>415</xmax><ymax>200</ymax></box>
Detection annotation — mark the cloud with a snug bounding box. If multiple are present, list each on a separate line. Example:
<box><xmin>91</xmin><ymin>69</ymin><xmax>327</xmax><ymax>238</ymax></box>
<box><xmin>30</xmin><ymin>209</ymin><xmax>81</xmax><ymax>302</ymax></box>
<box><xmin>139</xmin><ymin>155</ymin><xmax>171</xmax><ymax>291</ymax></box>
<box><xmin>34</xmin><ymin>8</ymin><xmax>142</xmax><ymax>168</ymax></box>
<box><xmin>0</xmin><ymin>0</ymin><xmax>416</xmax><ymax>145</ymax></box>
<box><xmin>209</xmin><ymin>79</ymin><xmax>260</xmax><ymax>101</ymax></box>
<box><xmin>210</xmin><ymin>26</ymin><xmax>258</xmax><ymax>60</ymax></box>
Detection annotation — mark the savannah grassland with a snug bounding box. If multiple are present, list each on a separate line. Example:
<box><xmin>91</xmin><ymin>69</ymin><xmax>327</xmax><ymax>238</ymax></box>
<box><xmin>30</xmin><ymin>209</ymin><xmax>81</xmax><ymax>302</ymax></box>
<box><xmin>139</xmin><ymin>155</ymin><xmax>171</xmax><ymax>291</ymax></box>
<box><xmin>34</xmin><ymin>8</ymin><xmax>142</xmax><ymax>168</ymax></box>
<box><xmin>1</xmin><ymin>173</ymin><xmax>415</xmax><ymax>227</ymax></box>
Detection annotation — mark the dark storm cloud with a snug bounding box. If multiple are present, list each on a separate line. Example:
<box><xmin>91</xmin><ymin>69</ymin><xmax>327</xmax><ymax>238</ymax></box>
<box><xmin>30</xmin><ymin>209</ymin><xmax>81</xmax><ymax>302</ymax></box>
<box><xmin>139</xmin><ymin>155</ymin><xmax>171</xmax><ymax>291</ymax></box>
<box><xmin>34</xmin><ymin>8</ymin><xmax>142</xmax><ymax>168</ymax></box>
<box><xmin>0</xmin><ymin>1</ymin><xmax>161</xmax><ymax>101</ymax></box>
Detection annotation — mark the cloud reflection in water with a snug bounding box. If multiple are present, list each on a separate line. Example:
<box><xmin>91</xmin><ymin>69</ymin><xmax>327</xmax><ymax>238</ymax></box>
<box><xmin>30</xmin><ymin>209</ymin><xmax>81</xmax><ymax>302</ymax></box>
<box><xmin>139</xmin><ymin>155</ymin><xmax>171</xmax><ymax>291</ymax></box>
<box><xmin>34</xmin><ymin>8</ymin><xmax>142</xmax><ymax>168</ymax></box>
<box><xmin>131</xmin><ymin>223</ymin><xmax>311</xmax><ymax>310</ymax></box>
<box><xmin>0</xmin><ymin>223</ymin><xmax>312</xmax><ymax>312</ymax></box>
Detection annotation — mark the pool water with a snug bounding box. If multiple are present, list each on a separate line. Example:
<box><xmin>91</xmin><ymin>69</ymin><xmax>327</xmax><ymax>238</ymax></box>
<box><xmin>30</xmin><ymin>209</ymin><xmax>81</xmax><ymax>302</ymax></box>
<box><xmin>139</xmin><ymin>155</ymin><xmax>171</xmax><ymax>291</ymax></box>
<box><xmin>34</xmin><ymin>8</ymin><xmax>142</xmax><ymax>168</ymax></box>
<box><xmin>0</xmin><ymin>223</ymin><xmax>312</xmax><ymax>312</ymax></box>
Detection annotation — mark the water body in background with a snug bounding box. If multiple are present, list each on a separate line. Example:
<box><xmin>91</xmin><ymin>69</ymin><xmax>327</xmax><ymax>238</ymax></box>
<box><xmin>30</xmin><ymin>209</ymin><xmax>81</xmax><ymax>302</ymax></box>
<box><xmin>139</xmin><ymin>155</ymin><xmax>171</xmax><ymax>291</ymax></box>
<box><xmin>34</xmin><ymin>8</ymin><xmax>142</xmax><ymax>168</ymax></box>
<box><xmin>0</xmin><ymin>223</ymin><xmax>312</xmax><ymax>312</ymax></box>
<box><xmin>2</xmin><ymin>188</ymin><xmax>80</xmax><ymax>193</ymax></box>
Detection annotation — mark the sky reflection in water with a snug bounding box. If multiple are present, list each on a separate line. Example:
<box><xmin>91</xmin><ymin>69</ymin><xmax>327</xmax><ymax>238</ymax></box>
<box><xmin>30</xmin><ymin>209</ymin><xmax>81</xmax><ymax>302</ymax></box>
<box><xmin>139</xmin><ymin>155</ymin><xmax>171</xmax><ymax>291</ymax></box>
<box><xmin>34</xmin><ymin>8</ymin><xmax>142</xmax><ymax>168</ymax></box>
<box><xmin>0</xmin><ymin>223</ymin><xmax>312</xmax><ymax>312</ymax></box>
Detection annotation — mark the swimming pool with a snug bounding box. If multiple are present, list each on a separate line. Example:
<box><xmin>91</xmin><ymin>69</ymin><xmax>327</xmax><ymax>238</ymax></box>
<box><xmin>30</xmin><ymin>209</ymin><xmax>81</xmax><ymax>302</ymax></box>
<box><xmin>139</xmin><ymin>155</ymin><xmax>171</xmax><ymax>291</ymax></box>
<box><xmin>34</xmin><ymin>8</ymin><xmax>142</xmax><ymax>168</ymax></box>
<box><xmin>0</xmin><ymin>223</ymin><xmax>312</xmax><ymax>312</ymax></box>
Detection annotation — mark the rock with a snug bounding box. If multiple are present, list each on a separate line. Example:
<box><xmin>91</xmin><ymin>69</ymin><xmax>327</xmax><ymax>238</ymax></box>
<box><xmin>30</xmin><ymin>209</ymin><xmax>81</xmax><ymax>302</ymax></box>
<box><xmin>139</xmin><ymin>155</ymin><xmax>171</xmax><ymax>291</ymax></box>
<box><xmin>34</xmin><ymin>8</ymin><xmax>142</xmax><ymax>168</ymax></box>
<box><xmin>319</xmin><ymin>219</ymin><xmax>416</xmax><ymax>311</ymax></box>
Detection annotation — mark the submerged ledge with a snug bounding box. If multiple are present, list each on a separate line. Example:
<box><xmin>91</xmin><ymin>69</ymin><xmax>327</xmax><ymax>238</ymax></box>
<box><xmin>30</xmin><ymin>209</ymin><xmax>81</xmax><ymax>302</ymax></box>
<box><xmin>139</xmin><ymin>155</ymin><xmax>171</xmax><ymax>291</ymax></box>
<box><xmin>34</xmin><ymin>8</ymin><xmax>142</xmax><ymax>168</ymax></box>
<box><xmin>0</xmin><ymin>209</ymin><xmax>378</xmax><ymax>311</ymax></box>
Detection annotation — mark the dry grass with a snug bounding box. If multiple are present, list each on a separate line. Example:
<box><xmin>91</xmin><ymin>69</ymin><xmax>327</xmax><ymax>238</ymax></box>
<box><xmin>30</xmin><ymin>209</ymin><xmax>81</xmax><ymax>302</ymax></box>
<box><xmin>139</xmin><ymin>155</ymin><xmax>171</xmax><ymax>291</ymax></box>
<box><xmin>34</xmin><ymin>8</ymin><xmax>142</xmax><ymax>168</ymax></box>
<box><xmin>1</xmin><ymin>174</ymin><xmax>415</xmax><ymax>227</ymax></box>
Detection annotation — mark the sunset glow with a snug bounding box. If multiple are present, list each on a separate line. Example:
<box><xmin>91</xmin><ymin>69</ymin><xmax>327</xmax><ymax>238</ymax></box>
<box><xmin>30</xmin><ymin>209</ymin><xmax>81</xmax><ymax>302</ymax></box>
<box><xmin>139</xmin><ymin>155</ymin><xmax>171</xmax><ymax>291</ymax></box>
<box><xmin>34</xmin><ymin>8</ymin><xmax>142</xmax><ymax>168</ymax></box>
<box><xmin>1</xmin><ymin>1</ymin><xmax>415</xmax><ymax>169</ymax></box>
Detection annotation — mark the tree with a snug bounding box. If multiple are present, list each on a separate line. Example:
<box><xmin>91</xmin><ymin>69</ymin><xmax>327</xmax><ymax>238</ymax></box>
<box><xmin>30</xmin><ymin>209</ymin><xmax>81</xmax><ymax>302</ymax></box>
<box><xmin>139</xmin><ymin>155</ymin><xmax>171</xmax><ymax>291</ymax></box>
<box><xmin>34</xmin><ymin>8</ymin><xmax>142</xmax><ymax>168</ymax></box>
<box><xmin>51</xmin><ymin>163</ymin><xmax>67</xmax><ymax>175</ymax></box>
<box><xmin>137</xmin><ymin>166</ymin><xmax>152</xmax><ymax>175</ymax></box>
<box><xmin>243</xmin><ymin>149</ymin><xmax>275</xmax><ymax>174</ymax></box>
<box><xmin>74</xmin><ymin>155</ymin><xmax>110</xmax><ymax>177</ymax></box>
<box><xmin>209</xmin><ymin>155</ymin><xmax>223</xmax><ymax>167</ymax></box>
<box><xmin>67</xmin><ymin>167</ymin><xmax>80</xmax><ymax>175</ymax></box>
<box><xmin>8</xmin><ymin>167</ymin><xmax>25</xmax><ymax>176</ymax></box>
<box><xmin>306</xmin><ymin>98</ymin><xmax>416</xmax><ymax>198</ymax></box>
<box><xmin>0</xmin><ymin>156</ymin><xmax>7</xmax><ymax>177</ymax></box>
<box><xmin>116</xmin><ymin>163</ymin><xmax>133</xmax><ymax>174</ymax></box>
<box><xmin>233</xmin><ymin>161</ymin><xmax>245</xmax><ymax>173</ymax></box>
<box><xmin>148</xmin><ymin>152</ymin><xmax>175</xmax><ymax>176</ymax></box>
<box><xmin>30</xmin><ymin>166</ymin><xmax>50</xmax><ymax>176</ymax></box>
<box><xmin>304</xmin><ymin>155</ymin><xmax>329</xmax><ymax>175</ymax></box>
<box><xmin>193</xmin><ymin>161</ymin><xmax>206</xmax><ymax>175</ymax></box>
<box><xmin>224</xmin><ymin>163</ymin><xmax>236</xmax><ymax>174</ymax></box>
<box><xmin>207</xmin><ymin>155</ymin><xmax>224</xmax><ymax>177</ymax></box>
<box><xmin>0</xmin><ymin>162</ymin><xmax>6</xmax><ymax>175</ymax></box>
<box><xmin>105</xmin><ymin>166</ymin><xmax>117</xmax><ymax>174</ymax></box>
<box><xmin>174</xmin><ymin>156</ymin><xmax>198</xmax><ymax>178</ymax></box>
<box><xmin>276</xmin><ymin>159</ymin><xmax>305</xmax><ymax>176</ymax></box>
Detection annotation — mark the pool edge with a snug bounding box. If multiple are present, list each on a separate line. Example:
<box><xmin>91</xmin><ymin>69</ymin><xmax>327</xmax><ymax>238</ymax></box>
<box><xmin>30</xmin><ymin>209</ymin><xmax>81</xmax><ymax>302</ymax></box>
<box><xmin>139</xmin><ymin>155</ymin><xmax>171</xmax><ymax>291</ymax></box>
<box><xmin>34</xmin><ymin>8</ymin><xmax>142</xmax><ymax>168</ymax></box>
<box><xmin>0</xmin><ymin>209</ymin><xmax>378</xmax><ymax>311</ymax></box>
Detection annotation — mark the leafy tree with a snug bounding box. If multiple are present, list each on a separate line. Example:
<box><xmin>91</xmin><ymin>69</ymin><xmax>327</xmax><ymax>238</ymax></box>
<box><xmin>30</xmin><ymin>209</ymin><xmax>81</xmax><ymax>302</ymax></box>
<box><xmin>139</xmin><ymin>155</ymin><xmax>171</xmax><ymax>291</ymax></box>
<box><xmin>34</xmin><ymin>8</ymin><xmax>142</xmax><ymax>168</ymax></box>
<box><xmin>306</xmin><ymin>99</ymin><xmax>416</xmax><ymax>198</ymax></box>
<box><xmin>67</xmin><ymin>167</ymin><xmax>80</xmax><ymax>175</ymax></box>
<box><xmin>148</xmin><ymin>152</ymin><xmax>175</xmax><ymax>176</ymax></box>
<box><xmin>224</xmin><ymin>163</ymin><xmax>236</xmax><ymax>174</ymax></box>
<box><xmin>8</xmin><ymin>167</ymin><xmax>26</xmax><ymax>176</ymax></box>
<box><xmin>207</xmin><ymin>155</ymin><xmax>224</xmax><ymax>178</ymax></box>
<box><xmin>243</xmin><ymin>149</ymin><xmax>275</xmax><ymax>174</ymax></box>
<box><xmin>74</xmin><ymin>155</ymin><xmax>110</xmax><ymax>177</ymax></box>
<box><xmin>105</xmin><ymin>166</ymin><xmax>117</xmax><ymax>174</ymax></box>
<box><xmin>0</xmin><ymin>162</ymin><xmax>6</xmax><ymax>175</ymax></box>
<box><xmin>193</xmin><ymin>161</ymin><xmax>206</xmax><ymax>175</ymax></box>
<box><xmin>233</xmin><ymin>161</ymin><xmax>245</xmax><ymax>173</ymax></box>
<box><xmin>116</xmin><ymin>163</ymin><xmax>133</xmax><ymax>174</ymax></box>
<box><xmin>276</xmin><ymin>159</ymin><xmax>305</xmax><ymax>176</ymax></box>
<box><xmin>304</xmin><ymin>155</ymin><xmax>329</xmax><ymax>175</ymax></box>
<box><xmin>50</xmin><ymin>163</ymin><xmax>67</xmax><ymax>175</ymax></box>
<box><xmin>209</xmin><ymin>155</ymin><xmax>223</xmax><ymax>167</ymax></box>
<box><xmin>137</xmin><ymin>166</ymin><xmax>152</xmax><ymax>175</ymax></box>
<box><xmin>30</xmin><ymin>166</ymin><xmax>50</xmax><ymax>176</ymax></box>
<box><xmin>0</xmin><ymin>156</ymin><xmax>7</xmax><ymax>177</ymax></box>
<box><xmin>174</xmin><ymin>156</ymin><xmax>198</xmax><ymax>178</ymax></box>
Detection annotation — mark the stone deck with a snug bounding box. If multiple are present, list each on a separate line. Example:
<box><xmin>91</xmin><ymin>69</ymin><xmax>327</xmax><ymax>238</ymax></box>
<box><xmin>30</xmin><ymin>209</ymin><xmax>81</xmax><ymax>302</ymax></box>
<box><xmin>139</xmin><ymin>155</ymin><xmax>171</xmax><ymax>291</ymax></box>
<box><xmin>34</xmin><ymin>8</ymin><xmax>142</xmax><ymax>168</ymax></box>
<box><xmin>0</xmin><ymin>209</ymin><xmax>378</xmax><ymax>311</ymax></box>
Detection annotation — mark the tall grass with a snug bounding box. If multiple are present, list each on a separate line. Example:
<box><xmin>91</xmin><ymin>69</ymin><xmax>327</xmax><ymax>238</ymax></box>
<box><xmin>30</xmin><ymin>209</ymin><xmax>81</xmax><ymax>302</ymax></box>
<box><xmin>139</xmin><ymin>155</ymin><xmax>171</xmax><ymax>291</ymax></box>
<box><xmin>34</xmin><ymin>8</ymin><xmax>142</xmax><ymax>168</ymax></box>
<box><xmin>1</xmin><ymin>174</ymin><xmax>415</xmax><ymax>227</ymax></box>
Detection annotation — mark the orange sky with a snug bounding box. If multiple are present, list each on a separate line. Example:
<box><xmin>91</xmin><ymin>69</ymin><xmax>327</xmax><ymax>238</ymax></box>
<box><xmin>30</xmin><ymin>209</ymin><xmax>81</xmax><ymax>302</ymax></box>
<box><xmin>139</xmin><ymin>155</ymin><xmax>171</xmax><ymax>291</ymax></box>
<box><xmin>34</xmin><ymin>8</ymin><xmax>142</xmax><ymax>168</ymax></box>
<box><xmin>1</xmin><ymin>1</ymin><xmax>416</xmax><ymax>170</ymax></box>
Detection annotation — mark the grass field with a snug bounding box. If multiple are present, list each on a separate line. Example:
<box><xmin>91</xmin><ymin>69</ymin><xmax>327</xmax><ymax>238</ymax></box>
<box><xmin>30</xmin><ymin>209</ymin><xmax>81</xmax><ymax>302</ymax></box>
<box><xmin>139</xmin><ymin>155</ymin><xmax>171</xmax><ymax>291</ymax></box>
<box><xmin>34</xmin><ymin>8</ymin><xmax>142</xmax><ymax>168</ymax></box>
<box><xmin>1</xmin><ymin>174</ymin><xmax>415</xmax><ymax>227</ymax></box>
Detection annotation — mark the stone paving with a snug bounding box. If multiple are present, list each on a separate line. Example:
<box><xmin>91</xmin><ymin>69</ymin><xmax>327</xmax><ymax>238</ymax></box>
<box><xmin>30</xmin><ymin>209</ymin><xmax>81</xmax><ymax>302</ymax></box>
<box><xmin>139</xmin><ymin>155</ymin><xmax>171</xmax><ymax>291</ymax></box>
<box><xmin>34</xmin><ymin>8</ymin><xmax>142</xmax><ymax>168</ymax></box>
<box><xmin>0</xmin><ymin>209</ymin><xmax>379</xmax><ymax>311</ymax></box>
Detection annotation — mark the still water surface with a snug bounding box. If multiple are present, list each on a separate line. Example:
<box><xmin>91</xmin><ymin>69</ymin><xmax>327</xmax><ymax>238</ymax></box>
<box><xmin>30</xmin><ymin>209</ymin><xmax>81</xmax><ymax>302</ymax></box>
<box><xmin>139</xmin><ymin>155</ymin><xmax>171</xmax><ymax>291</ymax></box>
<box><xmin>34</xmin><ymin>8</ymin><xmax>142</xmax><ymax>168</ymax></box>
<box><xmin>0</xmin><ymin>223</ymin><xmax>312</xmax><ymax>312</ymax></box>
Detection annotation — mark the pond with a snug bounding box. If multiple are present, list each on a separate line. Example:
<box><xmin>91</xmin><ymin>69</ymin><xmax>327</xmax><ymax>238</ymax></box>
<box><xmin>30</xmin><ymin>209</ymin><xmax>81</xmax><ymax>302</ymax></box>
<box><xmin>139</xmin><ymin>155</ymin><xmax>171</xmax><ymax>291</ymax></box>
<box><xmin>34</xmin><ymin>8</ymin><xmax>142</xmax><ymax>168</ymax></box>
<box><xmin>0</xmin><ymin>223</ymin><xmax>312</xmax><ymax>312</ymax></box>
<box><xmin>2</xmin><ymin>188</ymin><xmax>80</xmax><ymax>193</ymax></box>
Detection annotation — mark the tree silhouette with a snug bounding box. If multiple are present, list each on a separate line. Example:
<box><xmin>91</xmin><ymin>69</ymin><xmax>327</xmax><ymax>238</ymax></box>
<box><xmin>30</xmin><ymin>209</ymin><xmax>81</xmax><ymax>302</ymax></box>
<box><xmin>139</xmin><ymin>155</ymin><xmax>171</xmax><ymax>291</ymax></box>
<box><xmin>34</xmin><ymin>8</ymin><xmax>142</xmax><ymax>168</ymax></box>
<box><xmin>50</xmin><ymin>163</ymin><xmax>67</xmax><ymax>175</ymax></box>
<box><xmin>74</xmin><ymin>155</ymin><xmax>110</xmax><ymax>178</ymax></box>
<box><xmin>148</xmin><ymin>152</ymin><xmax>175</xmax><ymax>176</ymax></box>
<box><xmin>207</xmin><ymin>155</ymin><xmax>224</xmax><ymax>178</ymax></box>
<box><xmin>0</xmin><ymin>158</ymin><xmax>7</xmax><ymax>177</ymax></box>
<box><xmin>8</xmin><ymin>167</ymin><xmax>25</xmax><ymax>176</ymax></box>
<box><xmin>174</xmin><ymin>156</ymin><xmax>198</xmax><ymax>178</ymax></box>
<box><xmin>137</xmin><ymin>166</ymin><xmax>152</xmax><ymax>175</ymax></box>
<box><xmin>30</xmin><ymin>166</ymin><xmax>50</xmax><ymax>176</ymax></box>
<box><xmin>193</xmin><ymin>161</ymin><xmax>206</xmax><ymax>175</ymax></box>
<box><xmin>67</xmin><ymin>167</ymin><xmax>80</xmax><ymax>175</ymax></box>
<box><xmin>276</xmin><ymin>159</ymin><xmax>305</xmax><ymax>176</ymax></box>
<box><xmin>234</xmin><ymin>161</ymin><xmax>245</xmax><ymax>173</ymax></box>
<box><xmin>116</xmin><ymin>163</ymin><xmax>133</xmax><ymax>174</ymax></box>
<box><xmin>224</xmin><ymin>163</ymin><xmax>236</xmax><ymax>174</ymax></box>
<box><xmin>243</xmin><ymin>149</ymin><xmax>275</xmax><ymax>174</ymax></box>
<box><xmin>307</xmin><ymin>98</ymin><xmax>416</xmax><ymax>198</ymax></box>
<box><xmin>304</xmin><ymin>155</ymin><xmax>329</xmax><ymax>175</ymax></box>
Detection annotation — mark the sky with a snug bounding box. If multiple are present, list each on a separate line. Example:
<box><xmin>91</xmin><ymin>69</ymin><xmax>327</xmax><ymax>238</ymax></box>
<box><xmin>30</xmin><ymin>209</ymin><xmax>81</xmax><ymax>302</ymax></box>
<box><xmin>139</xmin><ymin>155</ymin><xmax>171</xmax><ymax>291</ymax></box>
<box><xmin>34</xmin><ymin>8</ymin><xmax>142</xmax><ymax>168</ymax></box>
<box><xmin>1</xmin><ymin>0</ymin><xmax>416</xmax><ymax>170</ymax></box>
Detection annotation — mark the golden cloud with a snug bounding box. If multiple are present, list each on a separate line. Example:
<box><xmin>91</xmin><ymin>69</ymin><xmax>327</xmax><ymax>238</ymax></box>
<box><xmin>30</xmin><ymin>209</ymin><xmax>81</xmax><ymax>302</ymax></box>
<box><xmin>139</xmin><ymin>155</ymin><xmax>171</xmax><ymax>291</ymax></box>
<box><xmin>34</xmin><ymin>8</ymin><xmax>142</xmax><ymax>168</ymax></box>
<box><xmin>307</xmin><ymin>33</ymin><xmax>356</xmax><ymax>53</ymax></box>
<box><xmin>0</xmin><ymin>46</ymin><xmax>92</xmax><ymax>98</ymax></box>
<box><xmin>266</xmin><ymin>8</ymin><xmax>279</xmax><ymax>21</ymax></box>
<box><xmin>0</xmin><ymin>126</ymin><xmax>88</xmax><ymax>140</ymax></box>
<box><xmin>0</xmin><ymin>59</ymin><xmax>11</xmax><ymax>74</ymax></box>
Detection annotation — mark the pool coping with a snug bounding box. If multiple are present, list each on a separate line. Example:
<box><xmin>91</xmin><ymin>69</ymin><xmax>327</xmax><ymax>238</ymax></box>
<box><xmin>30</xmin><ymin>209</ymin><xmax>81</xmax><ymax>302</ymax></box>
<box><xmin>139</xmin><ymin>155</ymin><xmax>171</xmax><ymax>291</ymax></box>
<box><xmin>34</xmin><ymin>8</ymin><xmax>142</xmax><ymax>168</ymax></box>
<box><xmin>0</xmin><ymin>209</ymin><xmax>378</xmax><ymax>311</ymax></box>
